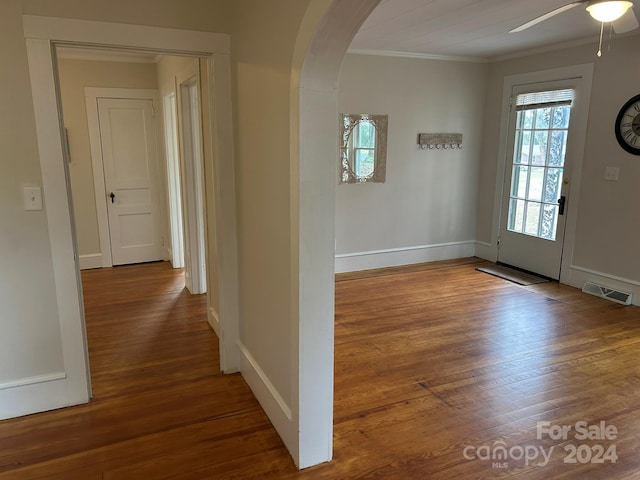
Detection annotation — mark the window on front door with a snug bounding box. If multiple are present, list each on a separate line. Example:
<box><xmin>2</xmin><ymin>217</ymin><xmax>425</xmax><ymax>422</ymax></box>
<box><xmin>507</xmin><ymin>89</ymin><xmax>574</xmax><ymax>241</ymax></box>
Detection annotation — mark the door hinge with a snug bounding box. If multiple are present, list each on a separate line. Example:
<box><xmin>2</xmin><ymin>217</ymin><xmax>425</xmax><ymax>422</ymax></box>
<box><xmin>497</xmin><ymin>236</ymin><xmax>501</xmax><ymax>247</ymax></box>
<box><xmin>508</xmin><ymin>96</ymin><xmax>513</xmax><ymax>107</ymax></box>
<box><xmin>151</xmin><ymin>102</ymin><xmax>156</xmax><ymax>118</ymax></box>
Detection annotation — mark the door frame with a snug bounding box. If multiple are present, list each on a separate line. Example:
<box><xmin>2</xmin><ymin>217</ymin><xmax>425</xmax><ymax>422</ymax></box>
<box><xmin>178</xmin><ymin>77</ymin><xmax>207</xmax><ymax>294</ymax></box>
<box><xmin>490</xmin><ymin>64</ymin><xmax>594</xmax><ymax>284</ymax></box>
<box><xmin>162</xmin><ymin>90</ymin><xmax>185</xmax><ymax>269</ymax></box>
<box><xmin>85</xmin><ymin>87</ymin><xmax>166</xmax><ymax>268</ymax></box>
<box><xmin>23</xmin><ymin>16</ymin><xmax>241</xmax><ymax>413</ymax></box>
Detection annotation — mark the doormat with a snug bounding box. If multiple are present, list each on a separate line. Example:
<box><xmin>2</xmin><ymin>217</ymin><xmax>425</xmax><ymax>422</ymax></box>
<box><xmin>476</xmin><ymin>264</ymin><xmax>550</xmax><ymax>286</ymax></box>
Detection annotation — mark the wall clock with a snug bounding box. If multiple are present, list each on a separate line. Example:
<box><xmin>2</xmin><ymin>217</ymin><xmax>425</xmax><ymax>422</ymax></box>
<box><xmin>615</xmin><ymin>94</ymin><xmax>640</xmax><ymax>155</ymax></box>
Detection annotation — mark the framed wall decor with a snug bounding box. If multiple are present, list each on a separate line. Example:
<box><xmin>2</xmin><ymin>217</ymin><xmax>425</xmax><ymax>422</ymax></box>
<box><xmin>339</xmin><ymin>113</ymin><xmax>388</xmax><ymax>184</ymax></box>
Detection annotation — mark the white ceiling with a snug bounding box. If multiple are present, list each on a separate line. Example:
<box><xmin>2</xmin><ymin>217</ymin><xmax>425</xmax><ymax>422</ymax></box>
<box><xmin>350</xmin><ymin>0</ymin><xmax>639</xmax><ymax>61</ymax></box>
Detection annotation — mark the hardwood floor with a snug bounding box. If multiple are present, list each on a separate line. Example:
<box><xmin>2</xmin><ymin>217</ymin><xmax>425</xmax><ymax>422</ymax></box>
<box><xmin>0</xmin><ymin>262</ymin><xmax>291</xmax><ymax>479</ymax></box>
<box><xmin>1</xmin><ymin>258</ymin><xmax>640</xmax><ymax>478</ymax></box>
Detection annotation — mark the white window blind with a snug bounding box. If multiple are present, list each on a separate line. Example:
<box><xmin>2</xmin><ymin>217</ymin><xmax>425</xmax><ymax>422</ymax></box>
<box><xmin>516</xmin><ymin>89</ymin><xmax>575</xmax><ymax>111</ymax></box>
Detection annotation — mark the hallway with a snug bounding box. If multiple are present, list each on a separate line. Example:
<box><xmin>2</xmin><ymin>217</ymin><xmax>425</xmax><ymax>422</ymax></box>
<box><xmin>0</xmin><ymin>262</ymin><xmax>291</xmax><ymax>479</ymax></box>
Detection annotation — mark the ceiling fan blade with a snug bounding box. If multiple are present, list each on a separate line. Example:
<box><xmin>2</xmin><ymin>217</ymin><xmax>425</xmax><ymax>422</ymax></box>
<box><xmin>510</xmin><ymin>2</ymin><xmax>584</xmax><ymax>33</ymax></box>
<box><xmin>613</xmin><ymin>8</ymin><xmax>639</xmax><ymax>33</ymax></box>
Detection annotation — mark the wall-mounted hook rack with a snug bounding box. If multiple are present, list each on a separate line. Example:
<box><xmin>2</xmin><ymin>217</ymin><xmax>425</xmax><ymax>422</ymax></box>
<box><xmin>418</xmin><ymin>133</ymin><xmax>463</xmax><ymax>150</ymax></box>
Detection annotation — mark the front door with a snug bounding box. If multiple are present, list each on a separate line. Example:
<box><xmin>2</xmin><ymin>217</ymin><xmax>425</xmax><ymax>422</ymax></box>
<box><xmin>98</xmin><ymin>97</ymin><xmax>163</xmax><ymax>265</ymax></box>
<box><xmin>498</xmin><ymin>87</ymin><xmax>575</xmax><ymax>279</ymax></box>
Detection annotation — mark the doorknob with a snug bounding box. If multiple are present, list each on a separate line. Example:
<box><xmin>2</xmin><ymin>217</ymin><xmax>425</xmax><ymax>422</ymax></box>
<box><xmin>558</xmin><ymin>196</ymin><xmax>566</xmax><ymax>215</ymax></box>
<box><xmin>109</xmin><ymin>192</ymin><xmax>115</xmax><ymax>204</ymax></box>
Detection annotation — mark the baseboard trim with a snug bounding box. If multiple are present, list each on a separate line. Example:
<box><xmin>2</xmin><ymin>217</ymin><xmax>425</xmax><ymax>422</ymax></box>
<box><xmin>334</xmin><ymin>241</ymin><xmax>476</xmax><ymax>273</ymax></box>
<box><xmin>208</xmin><ymin>306</ymin><xmax>220</xmax><ymax>337</ymax></box>
<box><xmin>474</xmin><ymin>241</ymin><xmax>496</xmax><ymax>262</ymax></box>
<box><xmin>78</xmin><ymin>253</ymin><xmax>102</xmax><ymax>270</ymax></box>
<box><xmin>570</xmin><ymin>265</ymin><xmax>640</xmax><ymax>287</ymax></box>
<box><xmin>0</xmin><ymin>372</ymin><xmax>72</xmax><ymax>420</ymax></box>
<box><xmin>568</xmin><ymin>264</ymin><xmax>640</xmax><ymax>306</ymax></box>
<box><xmin>238</xmin><ymin>342</ymin><xmax>296</xmax><ymax>455</ymax></box>
<box><xmin>0</xmin><ymin>371</ymin><xmax>67</xmax><ymax>390</ymax></box>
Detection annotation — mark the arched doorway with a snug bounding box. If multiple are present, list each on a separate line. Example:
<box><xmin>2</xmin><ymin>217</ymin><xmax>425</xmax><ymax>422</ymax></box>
<box><xmin>292</xmin><ymin>0</ymin><xmax>381</xmax><ymax>468</ymax></box>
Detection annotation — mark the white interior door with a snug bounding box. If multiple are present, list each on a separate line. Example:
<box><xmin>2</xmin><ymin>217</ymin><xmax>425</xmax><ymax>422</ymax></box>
<box><xmin>498</xmin><ymin>87</ymin><xmax>575</xmax><ymax>280</ymax></box>
<box><xmin>98</xmin><ymin>97</ymin><xmax>163</xmax><ymax>266</ymax></box>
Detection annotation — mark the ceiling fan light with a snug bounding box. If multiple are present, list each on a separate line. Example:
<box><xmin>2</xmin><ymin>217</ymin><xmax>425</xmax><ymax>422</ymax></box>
<box><xmin>586</xmin><ymin>1</ymin><xmax>633</xmax><ymax>22</ymax></box>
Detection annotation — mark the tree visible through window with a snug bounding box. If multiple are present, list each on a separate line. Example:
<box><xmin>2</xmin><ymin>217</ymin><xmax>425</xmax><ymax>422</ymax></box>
<box><xmin>508</xmin><ymin>89</ymin><xmax>574</xmax><ymax>241</ymax></box>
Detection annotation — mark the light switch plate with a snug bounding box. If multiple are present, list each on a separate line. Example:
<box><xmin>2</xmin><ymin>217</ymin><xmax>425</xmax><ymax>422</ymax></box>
<box><xmin>604</xmin><ymin>166</ymin><xmax>619</xmax><ymax>182</ymax></box>
<box><xmin>23</xmin><ymin>186</ymin><xmax>43</xmax><ymax>211</ymax></box>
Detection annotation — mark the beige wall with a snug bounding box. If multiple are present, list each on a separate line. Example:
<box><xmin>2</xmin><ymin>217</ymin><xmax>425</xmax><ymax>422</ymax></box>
<box><xmin>478</xmin><ymin>35</ymin><xmax>640</xmax><ymax>283</ymax></box>
<box><xmin>3</xmin><ymin>0</ymin><xmax>326</xmax><ymax>461</ymax></box>
<box><xmin>0</xmin><ymin>0</ymin><xmax>65</xmax><ymax>383</ymax></box>
<box><xmin>9</xmin><ymin>0</ymin><xmax>311</xmax><ymax>419</ymax></box>
<box><xmin>229</xmin><ymin>0</ymin><xmax>311</xmax><ymax>406</ymax></box>
<box><xmin>155</xmin><ymin>55</ymin><xmax>198</xmax><ymax>271</ymax></box>
<box><xmin>198</xmin><ymin>59</ymin><xmax>221</xmax><ymax>316</ymax></box>
<box><xmin>337</xmin><ymin>54</ymin><xmax>487</xmax><ymax>259</ymax></box>
<box><xmin>155</xmin><ymin>54</ymin><xmax>220</xmax><ymax>312</ymax></box>
<box><xmin>23</xmin><ymin>0</ymin><xmax>233</xmax><ymax>33</ymax></box>
<box><xmin>11</xmin><ymin>0</ymin><xmax>640</xmax><ymax>466</ymax></box>
<box><xmin>157</xmin><ymin>55</ymin><xmax>198</xmax><ymax>95</ymax></box>
<box><xmin>57</xmin><ymin>58</ymin><xmax>159</xmax><ymax>257</ymax></box>
<box><xmin>0</xmin><ymin>0</ymin><xmax>231</xmax><ymax>396</ymax></box>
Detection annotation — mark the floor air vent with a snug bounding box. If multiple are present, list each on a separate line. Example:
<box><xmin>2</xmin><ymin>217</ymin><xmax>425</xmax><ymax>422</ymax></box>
<box><xmin>582</xmin><ymin>282</ymin><xmax>632</xmax><ymax>305</ymax></box>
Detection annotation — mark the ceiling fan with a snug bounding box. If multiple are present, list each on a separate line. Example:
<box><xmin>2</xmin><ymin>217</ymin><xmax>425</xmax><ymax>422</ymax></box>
<box><xmin>510</xmin><ymin>0</ymin><xmax>639</xmax><ymax>34</ymax></box>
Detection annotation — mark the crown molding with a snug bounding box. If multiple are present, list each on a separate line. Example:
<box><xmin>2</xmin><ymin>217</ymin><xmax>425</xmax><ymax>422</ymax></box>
<box><xmin>346</xmin><ymin>48</ymin><xmax>489</xmax><ymax>63</ymax></box>
<box><xmin>348</xmin><ymin>29</ymin><xmax>640</xmax><ymax>65</ymax></box>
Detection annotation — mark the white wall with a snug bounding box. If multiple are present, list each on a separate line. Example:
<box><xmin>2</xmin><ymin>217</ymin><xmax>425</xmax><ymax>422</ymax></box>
<box><xmin>0</xmin><ymin>0</ymin><xmax>65</xmax><ymax>387</ymax></box>
<box><xmin>336</xmin><ymin>54</ymin><xmax>488</xmax><ymax>272</ymax></box>
<box><xmin>478</xmin><ymin>34</ymin><xmax>640</xmax><ymax>300</ymax></box>
<box><xmin>57</xmin><ymin>58</ymin><xmax>160</xmax><ymax>262</ymax></box>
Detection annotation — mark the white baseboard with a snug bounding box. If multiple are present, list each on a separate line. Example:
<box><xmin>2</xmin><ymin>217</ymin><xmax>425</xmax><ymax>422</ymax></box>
<box><xmin>0</xmin><ymin>372</ymin><xmax>70</xmax><ymax>420</ymax></box>
<box><xmin>567</xmin><ymin>265</ymin><xmax>640</xmax><ymax>306</ymax></box>
<box><xmin>78</xmin><ymin>253</ymin><xmax>102</xmax><ymax>270</ymax></box>
<box><xmin>334</xmin><ymin>241</ymin><xmax>476</xmax><ymax>273</ymax></box>
<box><xmin>238</xmin><ymin>342</ymin><xmax>296</xmax><ymax>458</ymax></box>
<box><xmin>208</xmin><ymin>306</ymin><xmax>220</xmax><ymax>337</ymax></box>
<box><xmin>474</xmin><ymin>241</ymin><xmax>496</xmax><ymax>262</ymax></box>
